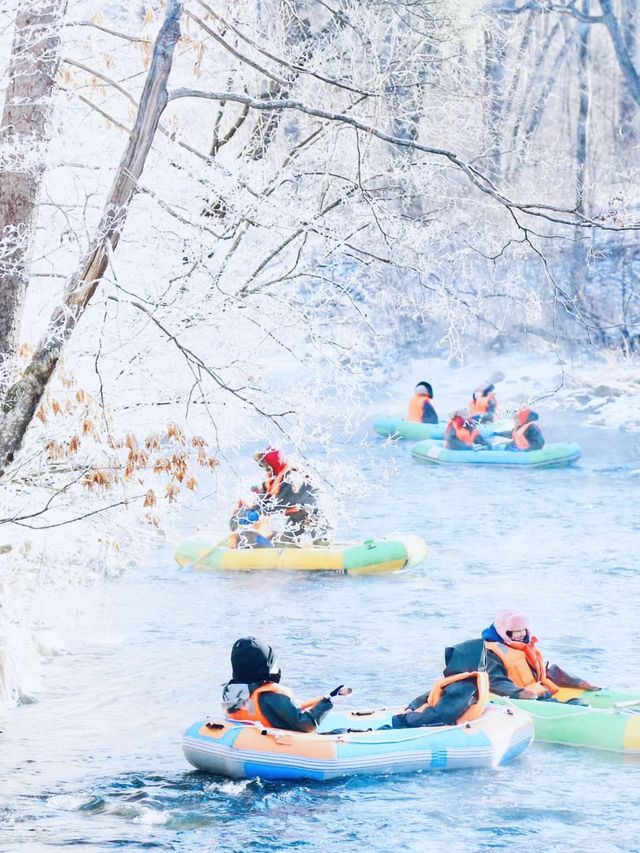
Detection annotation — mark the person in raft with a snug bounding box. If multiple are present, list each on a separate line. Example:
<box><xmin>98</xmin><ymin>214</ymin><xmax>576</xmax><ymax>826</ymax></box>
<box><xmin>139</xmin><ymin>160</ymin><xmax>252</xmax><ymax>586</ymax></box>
<box><xmin>504</xmin><ymin>408</ymin><xmax>545</xmax><ymax>451</ymax></box>
<box><xmin>444</xmin><ymin>410</ymin><xmax>492</xmax><ymax>451</ymax></box>
<box><xmin>468</xmin><ymin>382</ymin><xmax>498</xmax><ymax>423</ymax></box>
<box><xmin>407</xmin><ymin>381</ymin><xmax>438</xmax><ymax>424</ymax></box>
<box><xmin>392</xmin><ymin>642</ymin><xmax>489</xmax><ymax>728</ymax></box>
<box><xmin>229</xmin><ymin>447</ymin><xmax>328</xmax><ymax>547</ymax></box>
<box><xmin>479</xmin><ymin>609</ymin><xmax>598</xmax><ymax>702</ymax></box>
<box><xmin>222</xmin><ymin>637</ymin><xmax>349</xmax><ymax>732</ymax></box>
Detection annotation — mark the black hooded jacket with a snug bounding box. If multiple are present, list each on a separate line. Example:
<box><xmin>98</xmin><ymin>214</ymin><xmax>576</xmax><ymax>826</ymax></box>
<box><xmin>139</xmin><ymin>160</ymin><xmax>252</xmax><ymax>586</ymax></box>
<box><xmin>221</xmin><ymin>637</ymin><xmax>332</xmax><ymax>732</ymax></box>
<box><xmin>392</xmin><ymin>640</ymin><xmax>486</xmax><ymax>728</ymax></box>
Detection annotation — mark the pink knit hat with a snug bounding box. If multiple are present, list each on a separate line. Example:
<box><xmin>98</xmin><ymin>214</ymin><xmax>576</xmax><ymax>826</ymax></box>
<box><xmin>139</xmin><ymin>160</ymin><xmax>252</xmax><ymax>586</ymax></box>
<box><xmin>494</xmin><ymin>609</ymin><xmax>531</xmax><ymax>643</ymax></box>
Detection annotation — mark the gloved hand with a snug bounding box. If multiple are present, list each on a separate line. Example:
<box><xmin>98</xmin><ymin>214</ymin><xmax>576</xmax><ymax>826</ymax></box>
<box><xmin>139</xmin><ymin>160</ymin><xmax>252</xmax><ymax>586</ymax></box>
<box><xmin>327</xmin><ymin>685</ymin><xmax>352</xmax><ymax>704</ymax></box>
<box><xmin>536</xmin><ymin>690</ymin><xmax>554</xmax><ymax>701</ymax></box>
<box><xmin>518</xmin><ymin>688</ymin><xmax>540</xmax><ymax>699</ymax></box>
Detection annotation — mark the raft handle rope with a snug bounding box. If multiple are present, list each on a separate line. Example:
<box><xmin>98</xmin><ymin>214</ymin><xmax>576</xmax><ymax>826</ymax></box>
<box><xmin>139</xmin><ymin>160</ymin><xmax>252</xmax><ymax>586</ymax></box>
<box><xmin>502</xmin><ymin>698</ymin><xmax>593</xmax><ymax>719</ymax></box>
<box><xmin>206</xmin><ymin>714</ymin><xmax>496</xmax><ymax>743</ymax></box>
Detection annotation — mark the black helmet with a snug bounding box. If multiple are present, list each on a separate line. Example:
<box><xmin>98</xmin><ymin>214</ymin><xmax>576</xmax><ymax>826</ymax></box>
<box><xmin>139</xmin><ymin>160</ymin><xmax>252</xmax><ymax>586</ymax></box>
<box><xmin>230</xmin><ymin>636</ymin><xmax>278</xmax><ymax>683</ymax></box>
<box><xmin>415</xmin><ymin>381</ymin><xmax>433</xmax><ymax>398</ymax></box>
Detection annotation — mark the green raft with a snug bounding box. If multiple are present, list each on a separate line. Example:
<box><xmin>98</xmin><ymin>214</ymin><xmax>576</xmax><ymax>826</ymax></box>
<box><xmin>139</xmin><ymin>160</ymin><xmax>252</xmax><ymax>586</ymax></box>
<box><xmin>492</xmin><ymin>687</ymin><xmax>640</xmax><ymax>753</ymax></box>
<box><xmin>174</xmin><ymin>534</ymin><xmax>428</xmax><ymax>576</ymax></box>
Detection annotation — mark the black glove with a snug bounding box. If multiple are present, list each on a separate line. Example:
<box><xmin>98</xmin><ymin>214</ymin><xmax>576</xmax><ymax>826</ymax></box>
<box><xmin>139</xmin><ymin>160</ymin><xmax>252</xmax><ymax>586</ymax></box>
<box><xmin>327</xmin><ymin>685</ymin><xmax>352</xmax><ymax>704</ymax></box>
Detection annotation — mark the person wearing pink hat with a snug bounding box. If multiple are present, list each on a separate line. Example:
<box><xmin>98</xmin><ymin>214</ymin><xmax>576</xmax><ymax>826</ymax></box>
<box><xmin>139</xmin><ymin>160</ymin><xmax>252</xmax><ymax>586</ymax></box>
<box><xmin>481</xmin><ymin>610</ymin><xmax>597</xmax><ymax>701</ymax></box>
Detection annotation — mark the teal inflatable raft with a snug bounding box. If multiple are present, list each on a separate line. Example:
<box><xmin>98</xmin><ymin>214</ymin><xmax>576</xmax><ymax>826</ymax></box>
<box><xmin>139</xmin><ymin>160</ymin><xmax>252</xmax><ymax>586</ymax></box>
<box><xmin>411</xmin><ymin>440</ymin><xmax>581</xmax><ymax>469</ymax></box>
<box><xmin>373</xmin><ymin>416</ymin><xmax>512</xmax><ymax>441</ymax></box>
<box><xmin>182</xmin><ymin>704</ymin><xmax>534</xmax><ymax>780</ymax></box>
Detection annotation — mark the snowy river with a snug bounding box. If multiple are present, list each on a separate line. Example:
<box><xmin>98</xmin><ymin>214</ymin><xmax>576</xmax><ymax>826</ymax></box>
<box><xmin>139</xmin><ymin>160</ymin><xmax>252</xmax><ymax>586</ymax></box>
<box><xmin>1</xmin><ymin>416</ymin><xmax>639</xmax><ymax>852</ymax></box>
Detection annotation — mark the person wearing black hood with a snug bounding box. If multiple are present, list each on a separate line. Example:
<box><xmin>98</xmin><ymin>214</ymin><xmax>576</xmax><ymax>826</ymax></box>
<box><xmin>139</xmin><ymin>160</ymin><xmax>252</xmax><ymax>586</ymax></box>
<box><xmin>221</xmin><ymin>637</ymin><xmax>347</xmax><ymax>733</ymax></box>
<box><xmin>392</xmin><ymin>640</ymin><xmax>489</xmax><ymax>728</ymax></box>
<box><xmin>407</xmin><ymin>382</ymin><xmax>438</xmax><ymax>424</ymax></box>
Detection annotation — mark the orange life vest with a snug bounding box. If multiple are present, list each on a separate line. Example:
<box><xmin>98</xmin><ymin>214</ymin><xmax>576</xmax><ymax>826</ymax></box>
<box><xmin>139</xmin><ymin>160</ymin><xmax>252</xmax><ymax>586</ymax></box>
<box><xmin>469</xmin><ymin>391</ymin><xmax>496</xmax><ymax>416</ymax></box>
<box><xmin>407</xmin><ymin>393</ymin><xmax>432</xmax><ymax>423</ymax></box>
<box><xmin>485</xmin><ymin>640</ymin><xmax>558</xmax><ymax>696</ymax></box>
<box><xmin>445</xmin><ymin>420</ymin><xmax>479</xmax><ymax>448</ymax></box>
<box><xmin>226</xmin><ymin>682</ymin><xmax>297</xmax><ymax>727</ymax></box>
<box><xmin>512</xmin><ymin>422</ymin><xmax>531</xmax><ymax>450</ymax></box>
<box><xmin>413</xmin><ymin>671</ymin><xmax>489</xmax><ymax>724</ymax></box>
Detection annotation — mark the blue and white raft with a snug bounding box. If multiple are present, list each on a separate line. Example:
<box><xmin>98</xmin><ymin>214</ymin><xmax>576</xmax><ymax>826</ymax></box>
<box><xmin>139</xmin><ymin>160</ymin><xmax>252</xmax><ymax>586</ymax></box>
<box><xmin>182</xmin><ymin>705</ymin><xmax>533</xmax><ymax>781</ymax></box>
<box><xmin>412</xmin><ymin>440</ymin><xmax>581</xmax><ymax>469</ymax></box>
<box><xmin>373</xmin><ymin>417</ymin><xmax>513</xmax><ymax>441</ymax></box>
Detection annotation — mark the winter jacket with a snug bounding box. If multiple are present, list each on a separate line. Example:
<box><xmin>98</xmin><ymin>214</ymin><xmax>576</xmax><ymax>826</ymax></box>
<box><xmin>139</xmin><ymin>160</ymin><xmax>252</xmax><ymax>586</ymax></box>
<box><xmin>222</xmin><ymin>681</ymin><xmax>332</xmax><ymax>733</ymax></box>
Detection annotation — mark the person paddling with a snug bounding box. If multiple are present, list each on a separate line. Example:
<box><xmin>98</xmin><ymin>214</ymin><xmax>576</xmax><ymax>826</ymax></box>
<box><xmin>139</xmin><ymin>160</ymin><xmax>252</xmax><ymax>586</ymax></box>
<box><xmin>229</xmin><ymin>447</ymin><xmax>328</xmax><ymax>548</ymax></box>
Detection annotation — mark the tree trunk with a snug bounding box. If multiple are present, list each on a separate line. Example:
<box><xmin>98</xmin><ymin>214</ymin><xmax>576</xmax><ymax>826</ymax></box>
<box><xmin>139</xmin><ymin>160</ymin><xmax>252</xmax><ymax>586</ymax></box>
<box><xmin>599</xmin><ymin>0</ymin><xmax>640</xmax><ymax>107</ymax></box>
<box><xmin>483</xmin><ymin>14</ymin><xmax>513</xmax><ymax>183</ymax></box>
<box><xmin>570</xmin><ymin>8</ymin><xmax>591</xmax><ymax>326</ymax></box>
<box><xmin>575</xmin><ymin>11</ymin><xmax>590</xmax><ymax>215</ymax></box>
<box><xmin>0</xmin><ymin>0</ymin><xmax>182</xmax><ymax>477</ymax></box>
<box><xmin>243</xmin><ymin>1</ymin><xmax>334</xmax><ymax>160</ymax></box>
<box><xmin>619</xmin><ymin>0</ymin><xmax>638</xmax><ymax>142</ymax></box>
<box><xmin>0</xmin><ymin>0</ymin><xmax>68</xmax><ymax>361</ymax></box>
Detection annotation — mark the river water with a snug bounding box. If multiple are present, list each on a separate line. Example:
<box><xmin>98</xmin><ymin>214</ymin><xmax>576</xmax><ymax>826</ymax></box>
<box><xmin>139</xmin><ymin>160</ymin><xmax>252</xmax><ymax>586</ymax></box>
<box><xmin>1</xmin><ymin>417</ymin><xmax>639</xmax><ymax>852</ymax></box>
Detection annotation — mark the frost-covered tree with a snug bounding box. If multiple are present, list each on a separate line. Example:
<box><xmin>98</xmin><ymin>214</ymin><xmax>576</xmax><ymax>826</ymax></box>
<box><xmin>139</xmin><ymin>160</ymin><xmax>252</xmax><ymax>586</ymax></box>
<box><xmin>0</xmin><ymin>0</ymin><xmax>639</xmax><ymax>705</ymax></box>
<box><xmin>0</xmin><ymin>0</ymin><xmax>68</xmax><ymax>361</ymax></box>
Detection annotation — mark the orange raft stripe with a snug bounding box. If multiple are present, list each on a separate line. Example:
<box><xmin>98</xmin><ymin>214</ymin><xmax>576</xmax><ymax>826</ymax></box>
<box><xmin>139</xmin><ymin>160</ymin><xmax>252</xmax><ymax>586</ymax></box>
<box><xmin>234</xmin><ymin>726</ymin><xmax>337</xmax><ymax>760</ymax></box>
<box><xmin>199</xmin><ymin>722</ymin><xmax>230</xmax><ymax>740</ymax></box>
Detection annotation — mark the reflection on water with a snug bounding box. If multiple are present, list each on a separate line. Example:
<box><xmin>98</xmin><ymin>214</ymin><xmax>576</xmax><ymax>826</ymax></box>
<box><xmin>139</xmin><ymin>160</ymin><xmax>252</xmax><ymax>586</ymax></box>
<box><xmin>1</xmin><ymin>422</ymin><xmax>639</xmax><ymax>851</ymax></box>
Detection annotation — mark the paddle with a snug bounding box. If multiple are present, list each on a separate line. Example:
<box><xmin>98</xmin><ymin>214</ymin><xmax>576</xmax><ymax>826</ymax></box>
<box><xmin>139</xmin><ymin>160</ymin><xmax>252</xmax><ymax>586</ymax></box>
<box><xmin>177</xmin><ymin>535</ymin><xmax>228</xmax><ymax>573</ymax></box>
<box><xmin>613</xmin><ymin>699</ymin><xmax>640</xmax><ymax>712</ymax></box>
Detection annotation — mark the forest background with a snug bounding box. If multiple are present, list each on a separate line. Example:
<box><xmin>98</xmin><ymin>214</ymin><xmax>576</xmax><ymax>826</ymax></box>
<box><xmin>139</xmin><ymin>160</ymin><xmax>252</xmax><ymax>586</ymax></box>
<box><xmin>0</xmin><ymin>0</ymin><xmax>639</xmax><ymax>704</ymax></box>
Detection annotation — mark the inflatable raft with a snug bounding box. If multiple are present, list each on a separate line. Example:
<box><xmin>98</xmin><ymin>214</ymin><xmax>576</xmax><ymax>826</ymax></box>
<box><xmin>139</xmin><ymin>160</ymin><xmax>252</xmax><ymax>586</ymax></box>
<box><xmin>174</xmin><ymin>534</ymin><xmax>428</xmax><ymax>575</ymax></box>
<box><xmin>493</xmin><ymin>687</ymin><xmax>640</xmax><ymax>753</ymax></box>
<box><xmin>411</xmin><ymin>440</ymin><xmax>581</xmax><ymax>469</ymax></box>
<box><xmin>182</xmin><ymin>704</ymin><xmax>534</xmax><ymax>780</ymax></box>
<box><xmin>373</xmin><ymin>416</ymin><xmax>512</xmax><ymax>441</ymax></box>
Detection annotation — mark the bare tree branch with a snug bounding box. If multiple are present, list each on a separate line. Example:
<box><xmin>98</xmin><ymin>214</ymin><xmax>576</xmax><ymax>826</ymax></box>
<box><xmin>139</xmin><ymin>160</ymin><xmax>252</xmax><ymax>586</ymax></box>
<box><xmin>167</xmin><ymin>87</ymin><xmax>640</xmax><ymax>230</ymax></box>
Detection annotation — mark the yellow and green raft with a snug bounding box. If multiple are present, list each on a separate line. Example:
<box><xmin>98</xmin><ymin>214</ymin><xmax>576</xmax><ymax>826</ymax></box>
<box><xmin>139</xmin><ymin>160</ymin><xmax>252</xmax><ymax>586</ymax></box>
<box><xmin>492</xmin><ymin>687</ymin><xmax>640</xmax><ymax>753</ymax></box>
<box><xmin>174</xmin><ymin>534</ymin><xmax>427</xmax><ymax>576</ymax></box>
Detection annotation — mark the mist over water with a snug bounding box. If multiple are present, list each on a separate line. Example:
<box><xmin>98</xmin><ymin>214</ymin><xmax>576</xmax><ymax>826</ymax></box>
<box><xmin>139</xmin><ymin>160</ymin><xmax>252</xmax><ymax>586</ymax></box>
<box><xmin>1</xmin><ymin>418</ymin><xmax>639</xmax><ymax>851</ymax></box>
